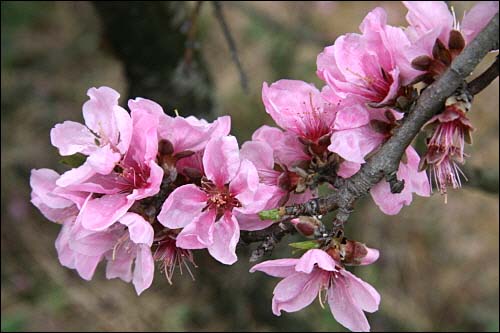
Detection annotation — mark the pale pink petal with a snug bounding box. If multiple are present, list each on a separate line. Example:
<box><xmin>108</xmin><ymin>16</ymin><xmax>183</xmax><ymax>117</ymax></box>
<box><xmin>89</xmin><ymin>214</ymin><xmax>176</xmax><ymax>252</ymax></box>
<box><xmin>403</xmin><ymin>1</ymin><xmax>453</xmax><ymax>45</ymax></box>
<box><xmin>50</xmin><ymin>121</ymin><xmax>96</xmax><ymax>156</ymax></box>
<box><xmin>106</xmin><ymin>253</ymin><xmax>133</xmax><ymax>282</ymax></box>
<box><xmin>132</xmin><ymin>245</ymin><xmax>155</xmax><ymax>295</ymax></box>
<box><xmin>114</xmin><ymin>103</ymin><xmax>133</xmax><ymax>154</ymax></box>
<box><xmin>157</xmin><ymin>184</ymin><xmax>207</xmax><ymax>229</ymax></box>
<box><xmin>125</xmin><ymin>104</ymin><xmax>161</xmax><ymax>165</ymax></box>
<box><xmin>83</xmin><ymin>86</ymin><xmax>123</xmax><ymax>145</ymax></box>
<box><xmin>176</xmin><ymin>209</ymin><xmax>216</xmax><ymax>249</ymax></box>
<box><xmin>251</xmin><ymin>125</ymin><xmax>284</xmax><ymax>145</ymax></box>
<box><xmin>203</xmin><ymin>136</ymin><xmax>241</xmax><ymax>187</ymax></box>
<box><xmin>295</xmin><ymin>249</ymin><xmax>337</xmax><ymax>273</ymax></box>
<box><xmin>79</xmin><ymin>193</ymin><xmax>132</xmax><ymax>231</ymax></box>
<box><xmin>404</xmin><ymin>146</ymin><xmax>431</xmax><ymax>197</ymax></box>
<box><xmin>341</xmin><ymin>270</ymin><xmax>381</xmax><ymax>313</ymax></box>
<box><xmin>86</xmin><ymin>144</ymin><xmax>121</xmax><ymax>175</ymax></box>
<box><xmin>249</xmin><ymin>258</ymin><xmax>299</xmax><ymax>278</ymax></box>
<box><xmin>74</xmin><ymin>254</ymin><xmax>102</xmax><ymax>281</ymax></box>
<box><xmin>240</xmin><ymin>141</ymin><xmax>275</xmax><ymax>171</ymax></box>
<box><xmin>275</xmin><ymin>132</ymin><xmax>310</xmax><ymax>167</ymax></box>
<box><xmin>30</xmin><ymin>169</ymin><xmax>74</xmax><ymax>209</ymax></box>
<box><xmin>328</xmin><ymin>278</ymin><xmax>371</xmax><ymax>332</ymax></box>
<box><xmin>119</xmin><ymin>212</ymin><xmax>154</xmax><ymax>246</ymax></box>
<box><xmin>159</xmin><ymin>114</ymin><xmax>231</xmax><ymax>154</ymax></box>
<box><xmin>461</xmin><ymin>1</ymin><xmax>499</xmax><ymax>44</ymax></box>
<box><xmin>334</xmin><ymin>104</ymin><xmax>371</xmax><ymax>130</ymax></box>
<box><xmin>208</xmin><ymin>214</ymin><xmax>240</xmax><ymax>265</ymax></box>
<box><xmin>56</xmin><ymin>162</ymin><xmax>95</xmax><ymax>188</ymax></box>
<box><xmin>359</xmin><ymin>247</ymin><xmax>380</xmax><ymax>266</ymax></box>
<box><xmin>55</xmin><ymin>218</ymin><xmax>77</xmax><ymax>268</ymax></box>
<box><xmin>329</xmin><ymin>126</ymin><xmax>384</xmax><ymax>164</ymax></box>
<box><xmin>370</xmin><ymin>178</ymin><xmax>412</xmax><ymax>215</ymax></box>
<box><xmin>337</xmin><ymin>161</ymin><xmax>361</xmax><ymax>179</ymax></box>
<box><xmin>272</xmin><ymin>271</ymin><xmax>323</xmax><ymax>315</ymax></box>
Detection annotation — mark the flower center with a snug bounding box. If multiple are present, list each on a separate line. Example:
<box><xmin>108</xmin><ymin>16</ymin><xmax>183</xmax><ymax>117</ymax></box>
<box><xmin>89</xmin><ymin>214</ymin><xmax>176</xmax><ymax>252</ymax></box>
<box><xmin>201</xmin><ymin>178</ymin><xmax>241</xmax><ymax>217</ymax></box>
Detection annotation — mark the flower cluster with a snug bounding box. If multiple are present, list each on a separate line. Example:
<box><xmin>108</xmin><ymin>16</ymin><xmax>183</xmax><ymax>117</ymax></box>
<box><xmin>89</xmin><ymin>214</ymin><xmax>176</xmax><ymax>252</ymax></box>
<box><xmin>30</xmin><ymin>1</ymin><xmax>497</xmax><ymax>332</ymax></box>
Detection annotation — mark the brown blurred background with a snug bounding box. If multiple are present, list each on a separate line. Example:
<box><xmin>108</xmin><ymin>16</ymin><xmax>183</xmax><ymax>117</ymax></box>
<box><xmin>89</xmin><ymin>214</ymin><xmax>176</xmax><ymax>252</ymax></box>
<box><xmin>1</xmin><ymin>1</ymin><xmax>498</xmax><ymax>331</ymax></box>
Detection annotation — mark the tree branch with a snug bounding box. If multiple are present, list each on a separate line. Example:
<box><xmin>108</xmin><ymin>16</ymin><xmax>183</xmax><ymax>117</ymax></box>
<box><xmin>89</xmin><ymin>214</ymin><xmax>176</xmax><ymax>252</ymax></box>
<box><xmin>467</xmin><ymin>56</ymin><xmax>499</xmax><ymax>95</ymax></box>
<box><xmin>241</xmin><ymin>13</ymin><xmax>499</xmax><ymax>259</ymax></box>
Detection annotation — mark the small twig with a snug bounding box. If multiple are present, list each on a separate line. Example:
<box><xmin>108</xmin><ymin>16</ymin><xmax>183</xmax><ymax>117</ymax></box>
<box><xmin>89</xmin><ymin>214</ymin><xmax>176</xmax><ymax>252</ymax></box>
<box><xmin>239</xmin><ymin>222</ymin><xmax>296</xmax><ymax>262</ymax></box>
<box><xmin>183</xmin><ymin>1</ymin><xmax>205</xmax><ymax>69</ymax></box>
<box><xmin>212</xmin><ymin>1</ymin><xmax>249</xmax><ymax>93</ymax></box>
<box><xmin>467</xmin><ymin>56</ymin><xmax>499</xmax><ymax>95</ymax></box>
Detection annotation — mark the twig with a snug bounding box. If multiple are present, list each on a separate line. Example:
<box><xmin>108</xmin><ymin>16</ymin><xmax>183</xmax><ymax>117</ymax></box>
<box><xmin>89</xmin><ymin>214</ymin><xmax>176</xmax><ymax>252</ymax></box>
<box><xmin>467</xmin><ymin>56</ymin><xmax>499</xmax><ymax>95</ymax></box>
<box><xmin>212</xmin><ymin>1</ymin><xmax>248</xmax><ymax>93</ymax></box>
<box><xmin>183</xmin><ymin>1</ymin><xmax>205</xmax><ymax>69</ymax></box>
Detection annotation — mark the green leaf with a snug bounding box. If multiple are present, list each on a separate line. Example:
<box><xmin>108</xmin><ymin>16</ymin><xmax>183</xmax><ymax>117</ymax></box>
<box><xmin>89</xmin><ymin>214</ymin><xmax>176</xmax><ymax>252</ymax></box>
<box><xmin>59</xmin><ymin>153</ymin><xmax>87</xmax><ymax>168</ymax></box>
<box><xmin>258</xmin><ymin>208</ymin><xmax>282</xmax><ymax>221</ymax></box>
<box><xmin>288</xmin><ymin>240</ymin><xmax>320</xmax><ymax>250</ymax></box>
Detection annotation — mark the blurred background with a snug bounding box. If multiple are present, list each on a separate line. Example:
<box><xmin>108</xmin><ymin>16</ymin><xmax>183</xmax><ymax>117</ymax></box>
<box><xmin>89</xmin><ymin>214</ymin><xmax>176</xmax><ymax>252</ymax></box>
<box><xmin>1</xmin><ymin>1</ymin><xmax>498</xmax><ymax>331</ymax></box>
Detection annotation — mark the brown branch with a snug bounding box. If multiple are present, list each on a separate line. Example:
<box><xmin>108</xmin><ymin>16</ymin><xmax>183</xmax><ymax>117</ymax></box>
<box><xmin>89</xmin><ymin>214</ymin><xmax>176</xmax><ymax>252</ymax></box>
<box><xmin>241</xmin><ymin>13</ymin><xmax>499</xmax><ymax>259</ymax></box>
<box><xmin>467</xmin><ymin>56</ymin><xmax>499</xmax><ymax>95</ymax></box>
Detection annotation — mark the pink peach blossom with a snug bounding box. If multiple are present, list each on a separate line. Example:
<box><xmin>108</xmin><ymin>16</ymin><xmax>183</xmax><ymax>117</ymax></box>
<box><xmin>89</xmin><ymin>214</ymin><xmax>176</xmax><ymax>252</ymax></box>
<box><xmin>262</xmin><ymin>80</ymin><xmax>337</xmax><ymax>143</ymax></box>
<box><xmin>251</xmin><ymin>249</ymin><xmax>380</xmax><ymax>332</ymax></box>
<box><xmin>158</xmin><ymin>136</ymin><xmax>275</xmax><ymax>264</ymax></box>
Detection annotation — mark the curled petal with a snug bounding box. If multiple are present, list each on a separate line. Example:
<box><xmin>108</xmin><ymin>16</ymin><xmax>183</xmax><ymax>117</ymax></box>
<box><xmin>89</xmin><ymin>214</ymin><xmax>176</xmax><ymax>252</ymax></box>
<box><xmin>157</xmin><ymin>184</ymin><xmax>207</xmax><ymax>229</ymax></box>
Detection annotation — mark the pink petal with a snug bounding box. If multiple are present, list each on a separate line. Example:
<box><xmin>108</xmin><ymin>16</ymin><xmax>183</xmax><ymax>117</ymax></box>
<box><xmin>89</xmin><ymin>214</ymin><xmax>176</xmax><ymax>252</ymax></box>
<box><xmin>207</xmin><ymin>214</ymin><xmax>240</xmax><ymax>265</ymax></box>
<box><xmin>56</xmin><ymin>162</ymin><xmax>95</xmax><ymax>188</ymax></box>
<box><xmin>79</xmin><ymin>193</ymin><xmax>132</xmax><ymax>231</ymax></box>
<box><xmin>341</xmin><ymin>270</ymin><xmax>381</xmax><ymax>313</ymax></box>
<box><xmin>295</xmin><ymin>249</ymin><xmax>338</xmax><ymax>273</ymax></box>
<box><xmin>132</xmin><ymin>245</ymin><xmax>155</xmax><ymax>295</ymax></box>
<box><xmin>334</xmin><ymin>104</ymin><xmax>370</xmax><ymax>130</ymax></box>
<box><xmin>127</xmin><ymin>160</ymin><xmax>163</xmax><ymax>201</ymax></box>
<box><xmin>329</xmin><ymin>126</ymin><xmax>384</xmax><ymax>164</ymax></box>
<box><xmin>251</xmin><ymin>125</ymin><xmax>284</xmax><ymax>144</ymax></box>
<box><xmin>74</xmin><ymin>254</ymin><xmax>102</xmax><ymax>281</ymax></box>
<box><xmin>328</xmin><ymin>279</ymin><xmax>371</xmax><ymax>332</ymax></box>
<box><xmin>461</xmin><ymin>1</ymin><xmax>499</xmax><ymax>44</ymax></box>
<box><xmin>106</xmin><ymin>253</ymin><xmax>133</xmax><ymax>282</ymax></box>
<box><xmin>272</xmin><ymin>271</ymin><xmax>323</xmax><ymax>315</ymax></box>
<box><xmin>30</xmin><ymin>169</ymin><xmax>74</xmax><ymax>209</ymax></box>
<box><xmin>125</xmin><ymin>102</ymin><xmax>161</xmax><ymax>165</ymax></box>
<box><xmin>50</xmin><ymin>121</ymin><xmax>96</xmax><ymax>156</ymax></box>
<box><xmin>176</xmin><ymin>209</ymin><xmax>216</xmax><ymax>249</ymax></box>
<box><xmin>240</xmin><ymin>141</ymin><xmax>275</xmax><ymax>172</ymax></box>
<box><xmin>86</xmin><ymin>144</ymin><xmax>121</xmax><ymax>175</ymax></box>
<box><xmin>403</xmin><ymin>1</ymin><xmax>453</xmax><ymax>45</ymax></box>
<box><xmin>157</xmin><ymin>184</ymin><xmax>207</xmax><ymax>229</ymax></box>
<box><xmin>359</xmin><ymin>247</ymin><xmax>380</xmax><ymax>266</ymax></box>
<box><xmin>83</xmin><ymin>86</ymin><xmax>124</xmax><ymax>146</ymax></box>
<box><xmin>337</xmin><ymin>161</ymin><xmax>361</xmax><ymax>179</ymax></box>
<box><xmin>203</xmin><ymin>136</ymin><xmax>241</xmax><ymax>187</ymax></box>
<box><xmin>249</xmin><ymin>258</ymin><xmax>299</xmax><ymax>278</ymax></box>
<box><xmin>370</xmin><ymin>178</ymin><xmax>412</xmax><ymax>215</ymax></box>
<box><xmin>119</xmin><ymin>212</ymin><xmax>154</xmax><ymax>246</ymax></box>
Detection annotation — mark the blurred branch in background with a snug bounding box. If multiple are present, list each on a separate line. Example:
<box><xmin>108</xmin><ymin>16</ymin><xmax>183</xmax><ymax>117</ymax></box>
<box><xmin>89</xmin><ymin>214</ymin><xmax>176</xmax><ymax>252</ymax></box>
<box><xmin>92</xmin><ymin>1</ymin><xmax>214</xmax><ymax>118</ymax></box>
<box><xmin>464</xmin><ymin>165</ymin><xmax>500</xmax><ymax>194</ymax></box>
<box><xmin>227</xmin><ymin>1</ymin><xmax>330</xmax><ymax>46</ymax></box>
<box><xmin>212</xmin><ymin>1</ymin><xmax>248</xmax><ymax>93</ymax></box>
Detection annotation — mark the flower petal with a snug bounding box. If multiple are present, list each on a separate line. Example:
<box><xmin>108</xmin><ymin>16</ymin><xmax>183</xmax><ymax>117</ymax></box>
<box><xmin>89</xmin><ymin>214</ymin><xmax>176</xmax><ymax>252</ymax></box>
<box><xmin>132</xmin><ymin>245</ymin><xmax>155</xmax><ymax>295</ymax></box>
<box><xmin>203</xmin><ymin>136</ymin><xmax>241</xmax><ymax>187</ymax></box>
<box><xmin>328</xmin><ymin>277</ymin><xmax>371</xmax><ymax>332</ymax></box>
<box><xmin>272</xmin><ymin>271</ymin><xmax>323</xmax><ymax>315</ymax></box>
<box><xmin>295</xmin><ymin>249</ymin><xmax>338</xmax><ymax>273</ymax></box>
<box><xmin>157</xmin><ymin>184</ymin><xmax>207</xmax><ymax>229</ymax></box>
<box><xmin>176</xmin><ymin>209</ymin><xmax>216</xmax><ymax>249</ymax></box>
<box><xmin>341</xmin><ymin>270</ymin><xmax>381</xmax><ymax>313</ymax></box>
<box><xmin>249</xmin><ymin>258</ymin><xmax>299</xmax><ymax>278</ymax></box>
<box><xmin>119</xmin><ymin>212</ymin><xmax>154</xmax><ymax>246</ymax></box>
<box><xmin>50</xmin><ymin>121</ymin><xmax>96</xmax><ymax>156</ymax></box>
<box><xmin>79</xmin><ymin>193</ymin><xmax>132</xmax><ymax>231</ymax></box>
<box><xmin>208</xmin><ymin>214</ymin><xmax>240</xmax><ymax>265</ymax></box>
